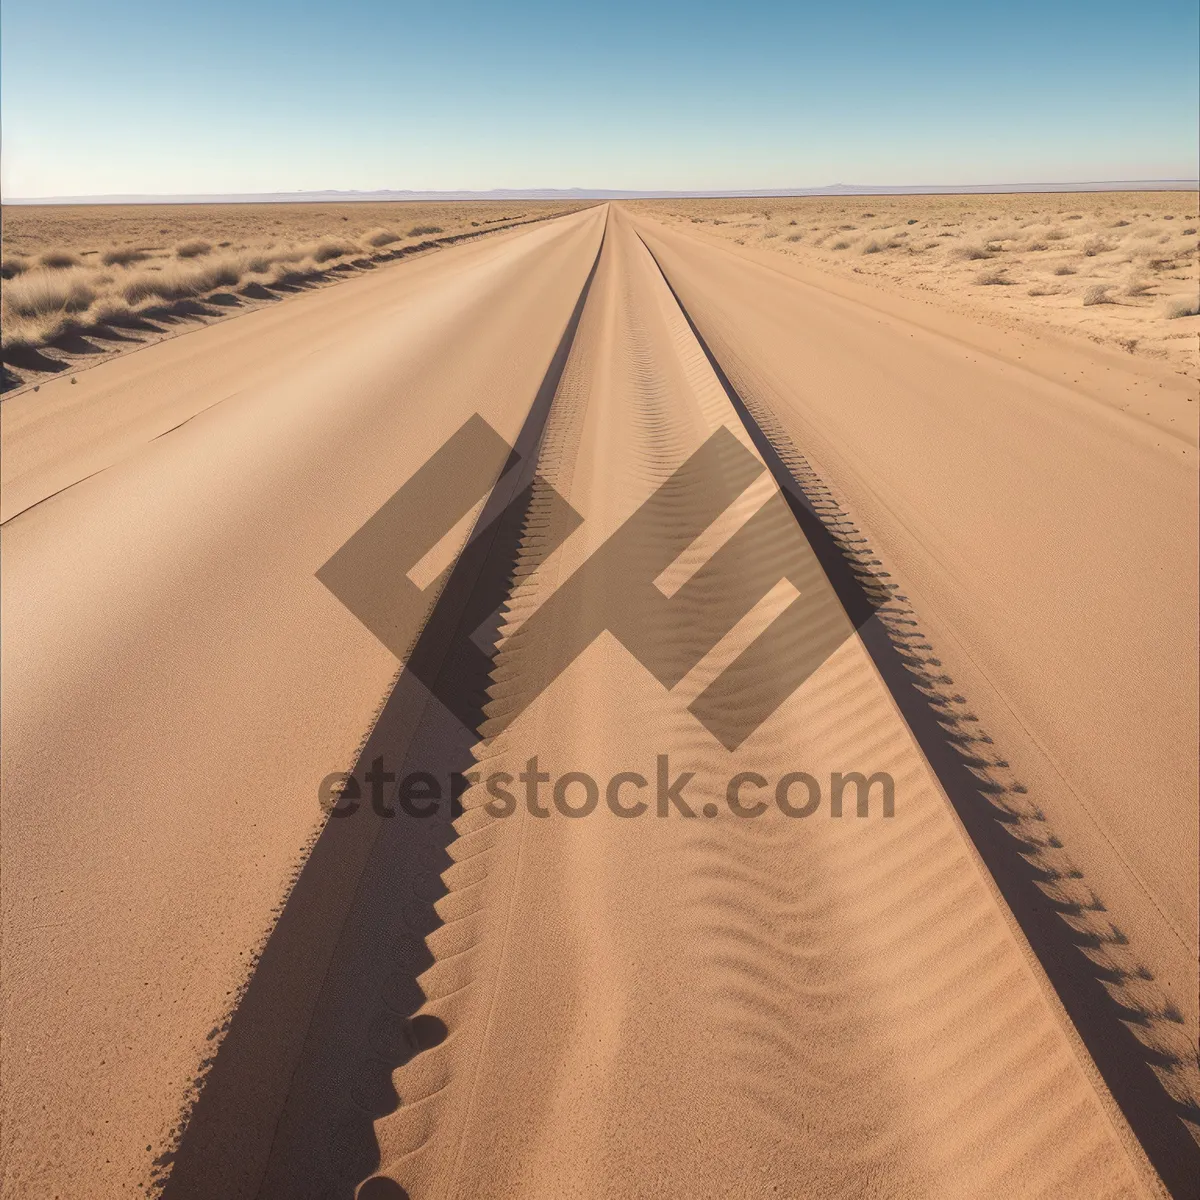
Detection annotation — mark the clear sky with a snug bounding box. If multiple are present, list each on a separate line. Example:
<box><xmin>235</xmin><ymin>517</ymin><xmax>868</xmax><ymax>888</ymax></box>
<box><xmin>2</xmin><ymin>0</ymin><xmax>1197</xmax><ymax>197</ymax></box>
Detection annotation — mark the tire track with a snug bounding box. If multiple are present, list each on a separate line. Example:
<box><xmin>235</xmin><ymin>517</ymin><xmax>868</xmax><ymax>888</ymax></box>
<box><xmin>636</xmin><ymin>223</ymin><xmax>1200</xmax><ymax>1194</ymax></box>
<box><xmin>363</xmin><ymin>209</ymin><xmax>1158</xmax><ymax>1198</ymax></box>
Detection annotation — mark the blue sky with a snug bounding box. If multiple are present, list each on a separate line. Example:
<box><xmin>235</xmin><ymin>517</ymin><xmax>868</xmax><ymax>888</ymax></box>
<box><xmin>2</xmin><ymin>0</ymin><xmax>1197</xmax><ymax>197</ymax></box>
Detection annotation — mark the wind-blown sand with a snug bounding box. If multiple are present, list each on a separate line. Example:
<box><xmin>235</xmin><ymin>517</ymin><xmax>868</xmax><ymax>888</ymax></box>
<box><xmin>1</xmin><ymin>203</ymin><xmax>1195</xmax><ymax>1198</ymax></box>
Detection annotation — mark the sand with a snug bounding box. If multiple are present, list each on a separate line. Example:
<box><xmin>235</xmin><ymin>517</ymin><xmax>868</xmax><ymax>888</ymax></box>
<box><xmin>625</xmin><ymin>192</ymin><xmax>1199</xmax><ymax>379</ymax></box>
<box><xmin>0</xmin><ymin>200</ymin><xmax>594</xmax><ymax>392</ymax></box>
<box><xmin>1</xmin><ymin>201</ymin><xmax>1195</xmax><ymax>1199</ymax></box>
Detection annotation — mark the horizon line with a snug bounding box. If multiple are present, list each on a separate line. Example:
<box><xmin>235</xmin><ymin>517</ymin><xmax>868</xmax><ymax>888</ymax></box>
<box><xmin>4</xmin><ymin>179</ymin><xmax>1198</xmax><ymax>206</ymax></box>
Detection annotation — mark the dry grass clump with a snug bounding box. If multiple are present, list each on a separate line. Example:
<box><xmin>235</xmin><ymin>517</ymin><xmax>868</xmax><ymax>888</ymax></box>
<box><xmin>951</xmin><ymin>243</ymin><xmax>992</xmax><ymax>260</ymax></box>
<box><xmin>101</xmin><ymin>246</ymin><xmax>150</xmax><ymax>266</ymax></box>
<box><xmin>1162</xmin><ymin>294</ymin><xmax>1200</xmax><ymax>318</ymax></box>
<box><xmin>4</xmin><ymin>267</ymin><xmax>96</xmax><ymax>318</ymax></box>
<box><xmin>1082</xmin><ymin>236</ymin><xmax>1113</xmax><ymax>257</ymax></box>
<box><xmin>1</xmin><ymin>199</ymin><xmax>592</xmax><ymax>378</ymax></box>
<box><xmin>364</xmin><ymin>228</ymin><xmax>401</xmax><ymax>248</ymax></box>
<box><xmin>861</xmin><ymin>235</ymin><xmax>900</xmax><ymax>254</ymax></box>
<box><xmin>310</xmin><ymin>240</ymin><xmax>357</xmax><ymax>264</ymax></box>
<box><xmin>120</xmin><ymin>257</ymin><xmax>245</xmax><ymax>304</ymax></box>
<box><xmin>626</xmin><ymin>190</ymin><xmax>1198</xmax><ymax>377</ymax></box>
<box><xmin>1082</xmin><ymin>283</ymin><xmax>1116</xmax><ymax>306</ymax></box>
<box><xmin>40</xmin><ymin>250</ymin><xmax>82</xmax><ymax>269</ymax></box>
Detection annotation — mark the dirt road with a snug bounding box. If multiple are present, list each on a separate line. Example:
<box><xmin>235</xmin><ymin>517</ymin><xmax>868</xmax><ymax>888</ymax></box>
<box><xmin>1</xmin><ymin>203</ymin><xmax>1194</xmax><ymax>1198</ymax></box>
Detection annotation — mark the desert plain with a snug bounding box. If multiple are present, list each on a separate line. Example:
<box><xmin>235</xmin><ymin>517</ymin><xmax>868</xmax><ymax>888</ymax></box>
<box><xmin>1</xmin><ymin>196</ymin><xmax>1197</xmax><ymax>1199</ymax></box>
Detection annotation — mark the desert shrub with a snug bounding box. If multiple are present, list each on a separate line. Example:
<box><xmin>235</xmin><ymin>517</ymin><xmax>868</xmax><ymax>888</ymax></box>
<box><xmin>242</xmin><ymin>254</ymin><xmax>275</xmax><ymax>274</ymax></box>
<box><xmin>40</xmin><ymin>250</ymin><xmax>82</xmax><ymax>269</ymax></box>
<box><xmin>269</xmin><ymin>259</ymin><xmax>323</xmax><ymax>286</ymax></box>
<box><xmin>121</xmin><ymin>256</ymin><xmax>243</xmax><ymax>304</ymax></box>
<box><xmin>1124</xmin><ymin>275</ymin><xmax>1153</xmax><ymax>297</ymax></box>
<box><xmin>950</xmin><ymin>243</ymin><xmax>992</xmax><ymax>261</ymax></box>
<box><xmin>89</xmin><ymin>297</ymin><xmax>138</xmax><ymax>324</ymax></box>
<box><xmin>1045</xmin><ymin>228</ymin><xmax>1068</xmax><ymax>240</ymax></box>
<box><xmin>1025</xmin><ymin>241</ymin><xmax>1049</xmax><ymax>251</ymax></box>
<box><xmin>785</xmin><ymin>233</ymin><xmax>803</xmax><ymax>242</ymax></box>
<box><xmin>310</xmin><ymin>241</ymin><xmax>356</xmax><ymax>264</ymax></box>
<box><xmin>407</xmin><ymin>224</ymin><xmax>443</xmax><ymax>237</ymax></box>
<box><xmin>3</xmin><ymin>267</ymin><xmax>96</xmax><ymax>318</ymax></box>
<box><xmin>101</xmin><ymin>246</ymin><xmax>151</xmax><ymax>266</ymax></box>
<box><xmin>1162</xmin><ymin>294</ymin><xmax>1200</xmax><ymax>318</ymax></box>
<box><xmin>975</xmin><ymin>267</ymin><xmax>1012</xmax><ymax>285</ymax></box>
<box><xmin>1053</xmin><ymin>263</ymin><xmax>1078</xmax><ymax>275</ymax></box>
<box><xmin>1082</xmin><ymin>237</ymin><xmax>1112</xmax><ymax>257</ymax></box>
<box><xmin>1082</xmin><ymin>284</ymin><xmax>1115</xmax><ymax>305</ymax></box>
<box><xmin>860</xmin><ymin>237</ymin><xmax>898</xmax><ymax>254</ymax></box>
<box><xmin>1027</xmin><ymin>285</ymin><xmax>1063</xmax><ymax>296</ymax></box>
<box><xmin>0</xmin><ymin>310</ymin><xmax>74</xmax><ymax>349</ymax></box>
<box><xmin>1</xmin><ymin>256</ymin><xmax>30</xmax><ymax>279</ymax></box>
<box><xmin>176</xmin><ymin>240</ymin><xmax>212</xmax><ymax>259</ymax></box>
<box><xmin>830</xmin><ymin>239</ymin><xmax>852</xmax><ymax>250</ymax></box>
<box><xmin>364</xmin><ymin>228</ymin><xmax>401</xmax><ymax>248</ymax></box>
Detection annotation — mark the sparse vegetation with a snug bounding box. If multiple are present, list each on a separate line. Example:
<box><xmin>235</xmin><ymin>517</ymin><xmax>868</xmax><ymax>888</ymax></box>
<box><xmin>364</xmin><ymin>228</ymin><xmax>401</xmax><ymax>247</ymax></box>
<box><xmin>40</xmin><ymin>250</ymin><xmax>82</xmax><ymax>269</ymax></box>
<box><xmin>1</xmin><ymin>200</ymin><xmax>590</xmax><ymax>380</ymax></box>
<box><xmin>951</xmin><ymin>243</ymin><xmax>992</xmax><ymax>261</ymax></box>
<box><xmin>1163</xmin><ymin>294</ymin><xmax>1200</xmax><ymax>318</ymax></box>
<box><xmin>1082</xmin><ymin>283</ymin><xmax>1115</xmax><ymax>306</ymax></box>
<box><xmin>310</xmin><ymin>240</ymin><xmax>357</xmax><ymax>263</ymax></box>
<box><xmin>101</xmin><ymin>247</ymin><xmax>150</xmax><ymax>266</ymax></box>
<box><xmin>625</xmin><ymin>190</ymin><xmax>1198</xmax><ymax>377</ymax></box>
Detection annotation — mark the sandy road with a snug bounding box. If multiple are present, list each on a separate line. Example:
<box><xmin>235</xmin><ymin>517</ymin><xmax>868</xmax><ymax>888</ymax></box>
<box><xmin>0</xmin><ymin>205</ymin><xmax>606</xmax><ymax>1196</ymax></box>
<box><xmin>355</xmin><ymin>208</ymin><xmax>1173</xmax><ymax>1198</ymax></box>
<box><xmin>1</xmin><ymin>200</ymin><xmax>1195</xmax><ymax>1198</ymax></box>
<box><xmin>631</xmin><ymin>212</ymin><xmax>1200</xmax><ymax>1180</ymax></box>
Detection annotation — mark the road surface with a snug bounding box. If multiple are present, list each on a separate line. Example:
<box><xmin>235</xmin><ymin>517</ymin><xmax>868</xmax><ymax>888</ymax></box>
<box><xmin>2</xmin><ymin>203</ymin><xmax>1195</xmax><ymax>1198</ymax></box>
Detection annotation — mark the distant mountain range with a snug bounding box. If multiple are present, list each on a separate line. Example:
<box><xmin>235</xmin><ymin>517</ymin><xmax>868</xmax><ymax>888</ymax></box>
<box><xmin>6</xmin><ymin>181</ymin><xmax>1196</xmax><ymax>205</ymax></box>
